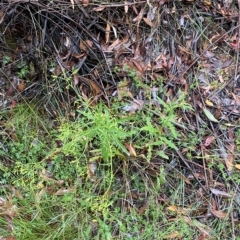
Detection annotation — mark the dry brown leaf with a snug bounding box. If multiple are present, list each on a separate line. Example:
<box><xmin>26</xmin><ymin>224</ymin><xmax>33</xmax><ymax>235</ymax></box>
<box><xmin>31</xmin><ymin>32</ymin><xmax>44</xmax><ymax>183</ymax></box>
<box><xmin>93</xmin><ymin>5</ymin><xmax>106</xmax><ymax>11</ymax></box>
<box><xmin>39</xmin><ymin>169</ymin><xmax>64</xmax><ymax>185</ymax></box>
<box><xmin>143</xmin><ymin>17</ymin><xmax>153</xmax><ymax>27</ymax></box>
<box><xmin>203</xmin><ymin>136</ymin><xmax>215</xmax><ymax>147</ymax></box>
<box><xmin>6</xmin><ymin>77</ymin><xmax>18</xmax><ymax>96</ymax></box>
<box><xmin>183</xmin><ymin>216</ymin><xmax>212</xmax><ymax>237</ymax></box>
<box><xmin>82</xmin><ymin>0</ymin><xmax>89</xmax><ymax>6</ymax></box>
<box><xmin>211</xmin><ymin>208</ymin><xmax>228</xmax><ymax>219</ymax></box>
<box><xmin>17</xmin><ymin>80</ymin><xmax>25</xmax><ymax>92</ymax></box>
<box><xmin>64</xmin><ymin>36</ymin><xmax>71</xmax><ymax>48</ymax></box>
<box><xmin>180</xmin><ymin>174</ymin><xmax>191</xmax><ymax>185</ymax></box>
<box><xmin>214</xmin><ymin>107</ymin><xmax>222</xmax><ymax>120</ymax></box>
<box><xmin>107</xmin><ymin>38</ymin><xmax>120</xmax><ymax>51</ymax></box>
<box><xmin>225</xmin><ymin>158</ymin><xmax>233</xmax><ymax>170</ymax></box>
<box><xmin>147</xmin><ymin>6</ymin><xmax>157</xmax><ymax>21</ymax></box>
<box><xmin>35</xmin><ymin>188</ymin><xmax>46</xmax><ymax>205</ymax></box>
<box><xmin>73</xmin><ymin>74</ymin><xmax>79</xmax><ymax>86</ymax></box>
<box><xmin>86</xmin><ymin>40</ymin><xmax>93</xmax><ymax>48</ymax></box>
<box><xmin>54</xmin><ymin>188</ymin><xmax>74</xmax><ymax>196</ymax></box>
<box><xmin>131</xmin><ymin>59</ymin><xmax>144</xmax><ymax>73</ymax></box>
<box><xmin>10</xmin><ymin>187</ymin><xmax>23</xmax><ymax>200</ymax></box>
<box><xmin>79</xmin><ymin>76</ymin><xmax>102</xmax><ymax>96</ymax></box>
<box><xmin>210</xmin><ymin>188</ymin><xmax>233</xmax><ymax>198</ymax></box>
<box><xmin>167</xmin><ymin>205</ymin><xmax>189</xmax><ymax>215</ymax></box>
<box><xmin>1</xmin><ymin>237</ymin><xmax>17</xmax><ymax>240</ymax></box>
<box><xmin>9</xmin><ymin>130</ymin><xmax>18</xmax><ymax>142</ymax></box>
<box><xmin>133</xmin><ymin>7</ymin><xmax>144</xmax><ymax>22</ymax></box>
<box><xmin>79</xmin><ymin>40</ymin><xmax>88</xmax><ymax>52</ymax></box>
<box><xmin>232</xmin><ymin>93</ymin><xmax>240</xmax><ymax>105</ymax></box>
<box><xmin>163</xmin><ymin>231</ymin><xmax>180</xmax><ymax>239</ymax></box>
<box><xmin>0</xmin><ymin>197</ymin><xmax>18</xmax><ymax>218</ymax></box>
<box><xmin>138</xmin><ymin>204</ymin><xmax>148</xmax><ymax>215</ymax></box>
<box><xmin>234</xmin><ymin>164</ymin><xmax>240</xmax><ymax>170</ymax></box>
<box><xmin>0</xmin><ymin>10</ymin><xmax>6</xmax><ymax>24</ymax></box>
<box><xmin>167</xmin><ymin>205</ymin><xmax>178</xmax><ymax>212</ymax></box>
<box><xmin>70</xmin><ymin>0</ymin><xmax>74</xmax><ymax>9</ymax></box>
<box><xmin>124</xmin><ymin>1</ymin><xmax>128</xmax><ymax>13</ymax></box>
<box><xmin>200</xmin><ymin>85</ymin><xmax>215</xmax><ymax>94</ymax></box>
<box><xmin>105</xmin><ymin>22</ymin><xmax>111</xmax><ymax>43</ymax></box>
<box><xmin>226</xmin><ymin>141</ymin><xmax>235</xmax><ymax>171</ymax></box>
<box><xmin>229</xmin><ymin>41</ymin><xmax>240</xmax><ymax>51</ymax></box>
<box><xmin>203</xmin><ymin>51</ymin><xmax>215</xmax><ymax>58</ymax></box>
<box><xmin>123</xmin><ymin>99</ymin><xmax>144</xmax><ymax>112</ymax></box>
<box><xmin>125</xmin><ymin>143</ymin><xmax>137</xmax><ymax>157</ymax></box>
<box><xmin>88</xmin><ymin>161</ymin><xmax>97</xmax><ymax>182</ymax></box>
<box><xmin>55</xmin><ymin>65</ymin><xmax>62</xmax><ymax>76</ymax></box>
<box><xmin>197</xmin><ymin>235</ymin><xmax>215</xmax><ymax>240</ymax></box>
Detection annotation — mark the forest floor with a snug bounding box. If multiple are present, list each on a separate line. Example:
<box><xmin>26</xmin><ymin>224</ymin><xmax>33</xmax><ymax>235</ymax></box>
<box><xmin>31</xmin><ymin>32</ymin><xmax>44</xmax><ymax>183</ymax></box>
<box><xmin>1</xmin><ymin>1</ymin><xmax>240</xmax><ymax>239</ymax></box>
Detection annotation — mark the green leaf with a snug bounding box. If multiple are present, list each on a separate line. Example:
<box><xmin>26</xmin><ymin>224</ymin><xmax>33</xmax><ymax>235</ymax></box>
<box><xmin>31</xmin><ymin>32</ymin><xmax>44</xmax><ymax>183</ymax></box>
<box><xmin>203</xmin><ymin>108</ymin><xmax>219</xmax><ymax>123</ymax></box>
<box><xmin>156</xmin><ymin>151</ymin><xmax>169</xmax><ymax>159</ymax></box>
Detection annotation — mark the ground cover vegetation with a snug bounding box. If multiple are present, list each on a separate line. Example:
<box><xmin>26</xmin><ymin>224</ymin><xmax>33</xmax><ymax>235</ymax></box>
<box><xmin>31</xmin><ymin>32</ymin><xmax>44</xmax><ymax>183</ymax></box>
<box><xmin>0</xmin><ymin>0</ymin><xmax>240</xmax><ymax>239</ymax></box>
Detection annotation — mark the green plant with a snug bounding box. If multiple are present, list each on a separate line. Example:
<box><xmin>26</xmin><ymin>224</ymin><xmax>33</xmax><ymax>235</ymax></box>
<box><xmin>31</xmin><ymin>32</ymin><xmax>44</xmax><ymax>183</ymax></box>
<box><xmin>56</xmin><ymin>101</ymin><xmax>134</xmax><ymax>163</ymax></box>
<box><xmin>3</xmin><ymin>55</ymin><xmax>11</xmax><ymax>65</ymax></box>
<box><xmin>17</xmin><ymin>61</ymin><xmax>29</xmax><ymax>78</ymax></box>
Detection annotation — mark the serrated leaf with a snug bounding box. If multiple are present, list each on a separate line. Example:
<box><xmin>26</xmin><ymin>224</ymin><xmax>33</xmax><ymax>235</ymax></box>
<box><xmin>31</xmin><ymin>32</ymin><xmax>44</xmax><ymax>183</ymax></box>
<box><xmin>157</xmin><ymin>150</ymin><xmax>169</xmax><ymax>159</ymax></box>
<box><xmin>203</xmin><ymin>108</ymin><xmax>219</xmax><ymax>123</ymax></box>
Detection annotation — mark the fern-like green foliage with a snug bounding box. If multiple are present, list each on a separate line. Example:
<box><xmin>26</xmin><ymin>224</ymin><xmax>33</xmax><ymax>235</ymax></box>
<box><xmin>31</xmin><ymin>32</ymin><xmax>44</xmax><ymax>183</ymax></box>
<box><xmin>57</xmin><ymin>102</ymin><xmax>135</xmax><ymax>163</ymax></box>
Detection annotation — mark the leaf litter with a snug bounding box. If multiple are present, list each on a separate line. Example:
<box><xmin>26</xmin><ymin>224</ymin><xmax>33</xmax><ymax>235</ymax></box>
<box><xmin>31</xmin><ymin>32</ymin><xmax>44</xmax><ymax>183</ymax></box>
<box><xmin>1</xmin><ymin>0</ymin><xmax>240</xmax><ymax>238</ymax></box>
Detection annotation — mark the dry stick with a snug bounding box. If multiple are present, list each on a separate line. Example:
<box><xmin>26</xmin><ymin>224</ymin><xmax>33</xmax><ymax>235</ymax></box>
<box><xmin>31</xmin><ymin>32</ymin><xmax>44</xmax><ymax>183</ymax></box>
<box><xmin>176</xmin><ymin>23</ymin><xmax>240</xmax><ymax>83</ymax></box>
<box><xmin>175</xmin><ymin>150</ymin><xmax>209</xmax><ymax>195</ymax></box>
<box><xmin>200</xmin><ymin>145</ymin><xmax>209</xmax><ymax>190</ymax></box>
<box><xmin>91</xmin><ymin>1</ymin><xmax>148</xmax><ymax>7</ymax></box>
<box><xmin>177</xmin><ymin>21</ymin><xmax>240</xmax><ymax>197</ymax></box>
<box><xmin>233</xmin><ymin>0</ymin><xmax>240</xmax><ymax>94</ymax></box>
<box><xmin>191</xmin><ymin>90</ymin><xmax>210</xmax><ymax>191</ymax></box>
<box><xmin>194</xmin><ymin>93</ymin><xmax>211</xmax><ymax>191</ymax></box>
<box><xmin>213</xmin><ymin>3</ymin><xmax>240</xmax><ymax>236</ymax></box>
<box><xmin>227</xmin><ymin>0</ymin><xmax>240</xmax><ymax>220</ymax></box>
<box><xmin>172</xmin><ymin>19</ymin><xmax>240</xmax><ymax>197</ymax></box>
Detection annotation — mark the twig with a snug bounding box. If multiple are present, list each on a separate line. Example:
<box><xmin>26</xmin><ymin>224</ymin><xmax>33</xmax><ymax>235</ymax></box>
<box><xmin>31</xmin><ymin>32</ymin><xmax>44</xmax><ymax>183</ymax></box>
<box><xmin>234</xmin><ymin>0</ymin><xmax>240</xmax><ymax>92</ymax></box>
<box><xmin>177</xmin><ymin>22</ymin><xmax>240</xmax><ymax>82</ymax></box>
<box><xmin>175</xmin><ymin>150</ymin><xmax>209</xmax><ymax>195</ymax></box>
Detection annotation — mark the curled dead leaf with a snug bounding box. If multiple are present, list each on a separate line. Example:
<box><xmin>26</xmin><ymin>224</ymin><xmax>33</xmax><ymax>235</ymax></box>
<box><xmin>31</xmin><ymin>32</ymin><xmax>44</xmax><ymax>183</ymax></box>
<box><xmin>211</xmin><ymin>208</ymin><xmax>228</xmax><ymax>219</ymax></box>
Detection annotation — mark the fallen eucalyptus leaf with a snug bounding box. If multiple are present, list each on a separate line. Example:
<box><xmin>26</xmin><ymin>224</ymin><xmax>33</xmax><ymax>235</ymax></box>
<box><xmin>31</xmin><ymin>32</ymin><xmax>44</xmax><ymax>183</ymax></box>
<box><xmin>203</xmin><ymin>108</ymin><xmax>219</xmax><ymax>123</ymax></box>
<box><xmin>210</xmin><ymin>188</ymin><xmax>232</xmax><ymax>198</ymax></box>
